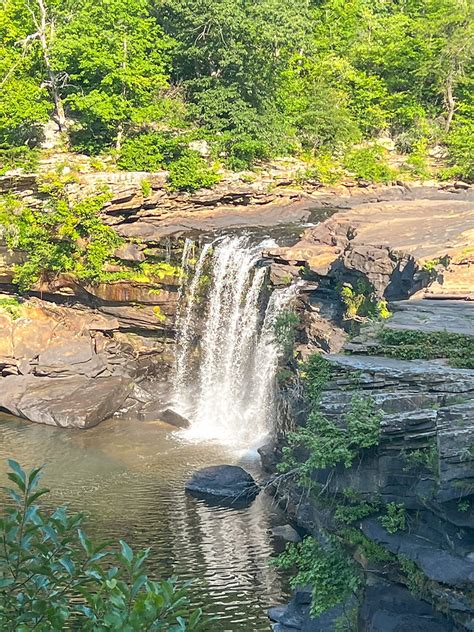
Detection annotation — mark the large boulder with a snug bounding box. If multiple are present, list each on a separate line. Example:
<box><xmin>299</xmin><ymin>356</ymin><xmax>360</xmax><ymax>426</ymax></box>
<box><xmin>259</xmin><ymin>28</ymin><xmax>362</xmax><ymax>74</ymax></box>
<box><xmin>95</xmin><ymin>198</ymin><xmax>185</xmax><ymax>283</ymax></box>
<box><xmin>0</xmin><ymin>374</ymin><xmax>134</xmax><ymax>428</ymax></box>
<box><xmin>185</xmin><ymin>465</ymin><xmax>260</xmax><ymax>506</ymax></box>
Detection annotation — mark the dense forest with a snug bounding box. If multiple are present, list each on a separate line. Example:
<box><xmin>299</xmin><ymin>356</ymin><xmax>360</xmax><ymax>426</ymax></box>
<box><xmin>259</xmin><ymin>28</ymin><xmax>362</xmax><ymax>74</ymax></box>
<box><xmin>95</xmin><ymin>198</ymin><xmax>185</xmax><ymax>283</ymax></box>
<box><xmin>1</xmin><ymin>0</ymin><xmax>473</xmax><ymax>183</ymax></box>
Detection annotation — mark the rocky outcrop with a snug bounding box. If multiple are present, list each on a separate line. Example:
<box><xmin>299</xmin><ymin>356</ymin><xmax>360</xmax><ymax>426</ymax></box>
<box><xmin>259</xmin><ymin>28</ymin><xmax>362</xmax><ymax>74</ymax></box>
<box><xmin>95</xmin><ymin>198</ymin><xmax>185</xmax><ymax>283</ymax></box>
<box><xmin>0</xmin><ymin>374</ymin><xmax>134</xmax><ymax>429</ymax></box>
<box><xmin>159</xmin><ymin>408</ymin><xmax>190</xmax><ymax>428</ymax></box>
<box><xmin>0</xmin><ymin>297</ymin><xmax>171</xmax><ymax>427</ymax></box>
<box><xmin>352</xmin><ymin>299</ymin><xmax>474</xmax><ymax>337</ymax></box>
<box><xmin>185</xmin><ymin>465</ymin><xmax>260</xmax><ymax>506</ymax></box>
<box><xmin>269</xmin><ymin>587</ymin><xmax>354</xmax><ymax>631</ymax></box>
<box><xmin>269</xmin><ymin>582</ymin><xmax>457</xmax><ymax>632</ymax></box>
<box><xmin>267</xmin><ymin>297</ymin><xmax>474</xmax><ymax>629</ymax></box>
<box><xmin>359</xmin><ymin>581</ymin><xmax>458</xmax><ymax>632</ymax></box>
<box><xmin>267</xmin><ymin>197</ymin><xmax>474</xmax><ymax>301</ymax></box>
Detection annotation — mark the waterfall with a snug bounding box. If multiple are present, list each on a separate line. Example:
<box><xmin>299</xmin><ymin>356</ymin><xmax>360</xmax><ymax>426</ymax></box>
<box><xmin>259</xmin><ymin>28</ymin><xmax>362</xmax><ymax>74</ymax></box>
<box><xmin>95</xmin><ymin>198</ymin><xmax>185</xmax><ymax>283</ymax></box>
<box><xmin>173</xmin><ymin>235</ymin><xmax>296</xmax><ymax>445</ymax></box>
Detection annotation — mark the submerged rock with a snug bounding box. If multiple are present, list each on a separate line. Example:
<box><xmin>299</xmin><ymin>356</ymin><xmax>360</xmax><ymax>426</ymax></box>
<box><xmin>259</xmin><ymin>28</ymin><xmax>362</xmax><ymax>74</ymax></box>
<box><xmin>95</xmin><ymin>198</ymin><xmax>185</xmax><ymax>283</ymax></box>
<box><xmin>185</xmin><ymin>465</ymin><xmax>260</xmax><ymax>506</ymax></box>
<box><xmin>159</xmin><ymin>408</ymin><xmax>191</xmax><ymax>429</ymax></box>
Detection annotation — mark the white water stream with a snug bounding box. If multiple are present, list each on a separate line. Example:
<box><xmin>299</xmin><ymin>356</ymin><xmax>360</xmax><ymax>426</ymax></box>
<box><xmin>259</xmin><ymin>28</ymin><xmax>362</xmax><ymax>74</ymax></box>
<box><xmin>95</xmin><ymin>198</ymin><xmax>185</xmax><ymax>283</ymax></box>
<box><xmin>173</xmin><ymin>235</ymin><xmax>297</xmax><ymax>445</ymax></box>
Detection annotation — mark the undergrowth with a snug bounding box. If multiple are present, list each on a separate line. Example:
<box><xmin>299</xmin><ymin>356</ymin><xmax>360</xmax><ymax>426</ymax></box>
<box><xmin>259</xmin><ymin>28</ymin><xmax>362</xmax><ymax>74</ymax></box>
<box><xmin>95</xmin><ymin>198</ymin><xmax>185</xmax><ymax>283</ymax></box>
<box><xmin>368</xmin><ymin>329</ymin><xmax>474</xmax><ymax>369</ymax></box>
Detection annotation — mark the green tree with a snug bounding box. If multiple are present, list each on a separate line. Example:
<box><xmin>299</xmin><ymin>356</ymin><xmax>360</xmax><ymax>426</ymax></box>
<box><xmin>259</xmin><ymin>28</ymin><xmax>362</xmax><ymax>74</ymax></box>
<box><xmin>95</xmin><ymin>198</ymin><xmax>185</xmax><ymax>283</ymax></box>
<box><xmin>158</xmin><ymin>0</ymin><xmax>312</xmax><ymax>149</ymax></box>
<box><xmin>55</xmin><ymin>0</ymin><xmax>178</xmax><ymax>152</ymax></box>
<box><xmin>0</xmin><ymin>0</ymin><xmax>52</xmax><ymax>146</ymax></box>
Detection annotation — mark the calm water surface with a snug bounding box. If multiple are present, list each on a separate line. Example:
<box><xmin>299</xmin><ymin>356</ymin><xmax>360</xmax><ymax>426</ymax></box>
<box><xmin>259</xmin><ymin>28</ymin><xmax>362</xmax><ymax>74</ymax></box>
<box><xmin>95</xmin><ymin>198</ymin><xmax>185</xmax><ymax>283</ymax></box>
<box><xmin>0</xmin><ymin>413</ymin><xmax>290</xmax><ymax>631</ymax></box>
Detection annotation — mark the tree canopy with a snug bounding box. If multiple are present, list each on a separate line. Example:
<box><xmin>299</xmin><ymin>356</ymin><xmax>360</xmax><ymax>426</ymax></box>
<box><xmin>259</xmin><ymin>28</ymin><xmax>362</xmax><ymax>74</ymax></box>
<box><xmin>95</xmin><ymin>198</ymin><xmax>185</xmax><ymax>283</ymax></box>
<box><xmin>0</xmin><ymin>0</ymin><xmax>472</xmax><ymax>179</ymax></box>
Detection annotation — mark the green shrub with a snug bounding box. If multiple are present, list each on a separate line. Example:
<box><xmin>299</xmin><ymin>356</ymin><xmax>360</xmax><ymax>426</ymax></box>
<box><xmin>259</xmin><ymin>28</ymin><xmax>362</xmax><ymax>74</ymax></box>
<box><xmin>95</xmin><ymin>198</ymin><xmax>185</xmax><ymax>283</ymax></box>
<box><xmin>300</xmin><ymin>353</ymin><xmax>332</xmax><ymax>406</ymax></box>
<box><xmin>369</xmin><ymin>329</ymin><xmax>474</xmax><ymax>369</ymax></box>
<box><xmin>404</xmin><ymin>138</ymin><xmax>431</xmax><ymax>179</ymax></box>
<box><xmin>0</xmin><ymin>296</ymin><xmax>22</xmax><ymax>319</ymax></box>
<box><xmin>344</xmin><ymin>146</ymin><xmax>396</xmax><ymax>183</ymax></box>
<box><xmin>340</xmin><ymin>280</ymin><xmax>391</xmax><ymax>321</ymax></box>
<box><xmin>334</xmin><ymin>497</ymin><xmax>380</xmax><ymax>525</ymax></box>
<box><xmin>0</xmin><ymin>146</ymin><xmax>40</xmax><ymax>175</ymax></box>
<box><xmin>141</xmin><ymin>178</ymin><xmax>152</xmax><ymax>197</ymax></box>
<box><xmin>402</xmin><ymin>441</ymin><xmax>438</xmax><ymax>477</ymax></box>
<box><xmin>341</xmin><ymin>528</ymin><xmax>395</xmax><ymax>564</ymax></box>
<box><xmin>279</xmin><ymin>355</ymin><xmax>382</xmax><ymax>486</ymax></box>
<box><xmin>225</xmin><ymin>137</ymin><xmax>270</xmax><ymax>170</ymax></box>
<box><xmin>298</xmin><ymin>154</ymin><xmax>344</xmax><ymax>185</ymax></box>
<box><xmin>0</xmin><ymin>460</ymin><xmax>210</xmax><ymax>631</ymax></box>
<box><xmin>398</xmin><ymin>556</ymin><xmax>429</xmax><ymax>596</ymax></box>
<box><xmin>380</xmin><ymin>503</ymin><xmax>407</xmax><ymax>534</ymax></box>
<box><xmin>167</xmin><ymin>152</ymin><xmax>220</xmax><ymax>192</ymax></box>
<box><xmin>457</xmin><ymin>499</ymin><xmax>470</xmax><ymax>512</ymax></box>
<box><xmin>274</xmin><ymin>310</ymin><xmax>299</xmax><ymax>360</ymax></box>
<box><xmin>0</xmin><ymin>193</ymin><xmax>122</xmax><ymax>290</ymax></box>
<box><xmin>273</xmin><ymin>535</ymin><xmax>362</xmax><ymax>616</ymax></box>
<box><xmin>118</xmin><ymin>133</ymin><xmax>185</xmax><ymax>172</ymax></box>
<box><xmin>445</xmin><ymin>115</ymin><xmax>474</xmax><ymax>182</ymax></box>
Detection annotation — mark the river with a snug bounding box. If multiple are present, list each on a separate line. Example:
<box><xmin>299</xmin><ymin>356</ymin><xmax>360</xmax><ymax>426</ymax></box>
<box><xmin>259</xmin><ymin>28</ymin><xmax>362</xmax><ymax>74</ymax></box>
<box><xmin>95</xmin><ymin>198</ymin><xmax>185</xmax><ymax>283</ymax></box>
<box><xmin>0</xmin><ymin>412</ymin><xmax>290</xmax><ymax>630</ymax></box>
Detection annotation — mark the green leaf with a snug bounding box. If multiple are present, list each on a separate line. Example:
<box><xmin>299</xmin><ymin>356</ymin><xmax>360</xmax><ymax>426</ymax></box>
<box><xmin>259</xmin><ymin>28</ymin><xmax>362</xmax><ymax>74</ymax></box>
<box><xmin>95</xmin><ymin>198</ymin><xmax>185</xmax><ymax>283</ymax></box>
<box><xmin>119</xmin><ymin>540</ymin><xmax>133</xmax><ymax>564</ymax></box>
<box><xmin>78</xmin><ymin>528</ymin><xmax>92</xmax><ymax>556</ymax></box>
<box><xmin>7</xmin><ymin>460</ymin><xmax>26</xmax><ymax>485</ymax></box>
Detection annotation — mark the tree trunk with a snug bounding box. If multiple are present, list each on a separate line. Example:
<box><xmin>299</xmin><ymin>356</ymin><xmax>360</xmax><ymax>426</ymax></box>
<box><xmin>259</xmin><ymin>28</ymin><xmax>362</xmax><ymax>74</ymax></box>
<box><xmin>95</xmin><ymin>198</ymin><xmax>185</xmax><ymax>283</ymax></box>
<box><xmin>444</xmin><ymin>74</ymin><xmax>456</xmax><ymax>133</ymax></box>
<box><xmin>115</xmin><ymin>123</ymin><xmax>124</xmax><ymax>152</ymax></box>
<box><xmin>115</xmin><ymin>36</ymin><xmax>127</xmax><ymax>152</ymax></box>
<box><xmin>35</xmin><ymin>0</ymin><xmax>66</xmax><ymax>131</ymax></box>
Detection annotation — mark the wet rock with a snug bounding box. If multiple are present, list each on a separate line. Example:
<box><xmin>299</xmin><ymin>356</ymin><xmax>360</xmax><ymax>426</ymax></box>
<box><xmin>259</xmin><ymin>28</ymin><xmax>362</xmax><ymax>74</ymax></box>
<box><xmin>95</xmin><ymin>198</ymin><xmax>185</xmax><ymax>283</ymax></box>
<box><xmin>269</xmin><ymin>589</ymin><xmax>355</xmax><ymax>631</ymax></box>
<box><xmin>359</xmin><ymin>581</ymin><xmax>457</xmax><ymax>631</ymax></box>
<box><xmin>270</xmin><ymin>263</ymin><xmax>301</xmax><ymax>287</ymax></box>
<box><xmin>258</xmin><ymin>442</ymin><xmax>280</xmax><ymax>472</ymax></box>
<box><xmin>361</xmin><ymin>518</ymin><xmax>474</xmax><ymax>589</ymax></box>
<box><xmin>0</xmin><ymin>296</ymin><xmax>173</xmax><ymax>427</ymax></box>
<box><xmin>272</xmin><ymin>524</ymin><xmax>302</xmax><ymax>542</ymax></box>
<box><xmin>159</xmin><ymin>408</ymin><xmax>191</xmax><ymax>429</ymax></box>
<box><xmin>113</xmin><ymin>242</ymin><xmax>145</xmax><ymax>262</ymax></box>
<box><xmin>185</xmin><ymin>465</ymin><xmax>260</xmax><ymax>506</ymax></box>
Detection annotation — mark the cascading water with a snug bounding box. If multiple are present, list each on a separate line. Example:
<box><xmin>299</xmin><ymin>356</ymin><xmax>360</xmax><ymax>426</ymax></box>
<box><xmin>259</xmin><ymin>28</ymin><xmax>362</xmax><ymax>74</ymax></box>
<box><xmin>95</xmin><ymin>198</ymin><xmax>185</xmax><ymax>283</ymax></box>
<box><xmin>173</xmin><ymin>235</ymin><xmax>297</xmax><ymax>445</ymax></box>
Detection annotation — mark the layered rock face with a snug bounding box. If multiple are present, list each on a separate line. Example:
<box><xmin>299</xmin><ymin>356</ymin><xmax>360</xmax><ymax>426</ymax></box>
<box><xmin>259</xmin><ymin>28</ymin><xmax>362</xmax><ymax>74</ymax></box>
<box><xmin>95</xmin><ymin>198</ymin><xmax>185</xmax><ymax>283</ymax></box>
<box><xmin>0</xmin><ymin>298</ymin><xmax>172</xmax><ymax>427</ymax></box>
<box><xmin>267</xmin><ymin>303</ymin><xmax>474</xmax><ymax>629</ymax></box>
<box><xmin>263</xmin><ymin>194</ymin><xmax>474</xmax><ymax>629</ymax></box>
<box><xmin>267</xmin><ymin>196</ymin><xmax>474</xmax><ymax>300</ymax></box>
<box><xmin>266</xmin><ymin>346</ymin><xmax>474</xmax><ymax>631</ymax></box>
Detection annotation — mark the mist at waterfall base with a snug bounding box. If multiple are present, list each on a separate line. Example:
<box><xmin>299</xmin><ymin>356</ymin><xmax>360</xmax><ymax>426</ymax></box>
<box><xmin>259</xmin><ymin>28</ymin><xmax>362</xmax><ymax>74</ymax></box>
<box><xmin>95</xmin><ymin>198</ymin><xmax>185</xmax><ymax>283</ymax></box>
<box><xmin>173</xmin><ymin>235</ymin><xmax>296</xmax><ymax>447</ymax></box>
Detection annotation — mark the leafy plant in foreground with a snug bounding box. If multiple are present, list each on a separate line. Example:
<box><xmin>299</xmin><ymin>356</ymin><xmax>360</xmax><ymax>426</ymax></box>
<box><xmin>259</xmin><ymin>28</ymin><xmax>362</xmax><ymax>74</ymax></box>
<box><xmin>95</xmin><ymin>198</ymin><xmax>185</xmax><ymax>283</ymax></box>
<box><xmin>0</xmin><ymin>460</ymin><xmax>210</xmax><ymax>631</ymax></box>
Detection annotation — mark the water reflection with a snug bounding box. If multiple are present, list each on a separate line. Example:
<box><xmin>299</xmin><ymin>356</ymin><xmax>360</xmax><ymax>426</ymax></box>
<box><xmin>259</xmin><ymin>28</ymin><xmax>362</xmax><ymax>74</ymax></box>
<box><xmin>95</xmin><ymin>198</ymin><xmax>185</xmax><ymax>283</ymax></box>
<box><xmin>0</xmin><ymin>414</ymin><xmax>289</xmax><ymax>631</ymax></box>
